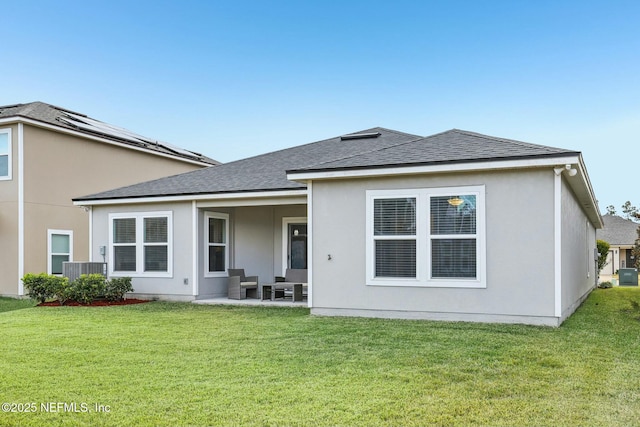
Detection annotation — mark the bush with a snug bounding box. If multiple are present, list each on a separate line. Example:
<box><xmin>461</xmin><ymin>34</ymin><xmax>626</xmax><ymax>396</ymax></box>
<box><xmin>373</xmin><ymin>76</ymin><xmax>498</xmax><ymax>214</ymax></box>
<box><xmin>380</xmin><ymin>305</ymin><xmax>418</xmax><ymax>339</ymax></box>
<box><xmin>22</xmin><ymin>273</ymin><xmax>134</xmax><ymax>305</ymax></box>
<box><xmin>596</xmin><ymin>239</ymin><xmax>610</xmax><ymax>274</ymax></box>
<box><xmin>22</xmin><ymin>273</ymin><xmax>56</xmax><ymax>303</ymax></box>
<box><xmin>104</xmin><ymin>277</ymin><xmax>133</xmax><ymax>301</ymax></box>
<box><xmin>54</xmin><ymin>276</ymin><xmax>74</xmax><ymax>305</ymax></box>
<box><xmin>49</xmin><ymin>276</ymin><xmax>72</xmax><ymax>305</ymax></box>
<box><xmin>598</xmin><ymin>281</ymin><xmax>613</xmax><ymax>289</ymax></box>
<box><xmin>71</xmin><ymin>274</ymin><xmax>107</xmax><ymax>304</ymax></box>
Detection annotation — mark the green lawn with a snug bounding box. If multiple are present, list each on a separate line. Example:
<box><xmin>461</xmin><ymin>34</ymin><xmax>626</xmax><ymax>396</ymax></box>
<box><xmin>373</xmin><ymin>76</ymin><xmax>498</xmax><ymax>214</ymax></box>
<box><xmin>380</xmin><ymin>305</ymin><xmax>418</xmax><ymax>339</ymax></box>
<box><xmin>0</xmin><ymin>288</ymin><xmax>639</xmax><ymax>427</ymax></box>
<box><xmin>0</xmin><ymin>297</ymin><xmax>36</xmax><ymax>313</ymax></box>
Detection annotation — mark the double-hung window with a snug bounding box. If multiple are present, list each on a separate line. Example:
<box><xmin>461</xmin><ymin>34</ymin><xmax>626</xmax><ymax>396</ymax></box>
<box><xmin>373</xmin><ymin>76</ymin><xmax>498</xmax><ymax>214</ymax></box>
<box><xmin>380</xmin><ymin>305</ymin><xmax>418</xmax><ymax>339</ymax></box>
<box><xmin>0</xmin><ymin>128</ymin><xmax>11</xmax><ymax>180</ymax></box>
<box><xmin>373</xmin><ymin>197</ymin><xmax>417</xmax><ymax>279</ymax></box>
<box><xmin>367</xmin><ymin>186</ymin><xmax>485</xmax><ymax>288</ymax></box>
<box><xmin>48</xmin><ymin>230</ymin><xmax>73</xmax><ymax>275</ymax></box>
<box><xmin>205</xmin><ymin>212</ymin><xmax>229</xmax><ymax>277</ymax></box>
<box><xmin>110</xmin><ymin>212</ymin><xmax>172</xmax><ymax>277</ymax></box>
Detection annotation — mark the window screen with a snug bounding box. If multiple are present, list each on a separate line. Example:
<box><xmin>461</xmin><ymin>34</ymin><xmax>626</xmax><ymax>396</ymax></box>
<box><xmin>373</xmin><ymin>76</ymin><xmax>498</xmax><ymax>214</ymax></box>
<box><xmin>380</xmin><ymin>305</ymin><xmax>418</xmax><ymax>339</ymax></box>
<box><xmin>373</xmin><ymin>198</ymin><xmax>417</xmax><ymax>278</ymax></box>
<box><xmin>207</xmin><ymin>215</ymin><xmax>227</xmax><ymax>273</ymax></box>
<box><xmin>430</xmin><ymin>195</ymin><xmax>477</xmax><ymax>279</ymax></box>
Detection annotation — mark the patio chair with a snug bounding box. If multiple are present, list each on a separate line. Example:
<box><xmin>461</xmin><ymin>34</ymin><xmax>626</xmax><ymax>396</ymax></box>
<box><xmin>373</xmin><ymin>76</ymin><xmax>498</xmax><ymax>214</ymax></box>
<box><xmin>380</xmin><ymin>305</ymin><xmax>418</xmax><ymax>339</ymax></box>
<box><xmin>227</xmin><ymin>269</ymin><xmax>259</xmax><ymax>300</ymax></box>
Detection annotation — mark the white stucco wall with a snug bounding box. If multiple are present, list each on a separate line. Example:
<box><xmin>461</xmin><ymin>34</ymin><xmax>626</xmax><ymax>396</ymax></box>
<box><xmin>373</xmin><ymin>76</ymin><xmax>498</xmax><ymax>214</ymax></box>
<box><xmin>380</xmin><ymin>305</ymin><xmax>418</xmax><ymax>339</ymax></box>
<box><xmin>560</xmin><ymin>176</ymin><xmax>597</xmax><ymax>321</ymax></box>
<box><xmin>310</xmin><ymin>169</ymin><xmax>562</xmax><ymax>325</ymax></box>
<box><xmin>92</xmin><ymin>202</ymin><xmax>307</xmax><ymax>300</ymax></box>
<box><xmin>91</xmin><ymin>201</ymin><xmax>195</xmax><ymax>299</ymax></box>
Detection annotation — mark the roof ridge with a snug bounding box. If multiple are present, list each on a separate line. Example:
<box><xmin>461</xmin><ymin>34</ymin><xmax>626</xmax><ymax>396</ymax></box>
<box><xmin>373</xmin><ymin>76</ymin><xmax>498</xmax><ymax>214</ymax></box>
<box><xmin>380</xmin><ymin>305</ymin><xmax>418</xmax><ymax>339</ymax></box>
<box><xmin>450</xmin><ymin>129</ymin><xmax>574</xmax><ymax>153</ymax></box>
<box><xmin>218</xmin><ymin>127</ymin><xmax>419</xmax><ymax>166</ymax></box>
<box><xmin>288</xmin><ymin>127</ymin><xmax>424</xmax><ymax>171</ymax></box>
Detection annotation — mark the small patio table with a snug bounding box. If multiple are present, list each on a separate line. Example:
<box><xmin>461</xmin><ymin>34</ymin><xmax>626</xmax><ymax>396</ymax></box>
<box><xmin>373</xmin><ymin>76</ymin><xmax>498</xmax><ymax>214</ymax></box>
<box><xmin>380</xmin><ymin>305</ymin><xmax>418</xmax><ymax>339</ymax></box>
<box><xmin>261</xmin><ymin>283</ymin><xmax>304</xmax><ymax>302</ymax></box>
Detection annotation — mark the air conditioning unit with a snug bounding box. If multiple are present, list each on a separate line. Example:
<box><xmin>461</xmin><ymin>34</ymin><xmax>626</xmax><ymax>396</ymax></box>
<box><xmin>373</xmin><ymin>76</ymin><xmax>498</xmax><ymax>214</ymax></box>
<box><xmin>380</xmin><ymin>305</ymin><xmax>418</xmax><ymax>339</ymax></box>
<box><xmin>618</xmin><ymin>268</ymin><xmax>638</xmax><ymax>286</ymax></box>
<box><xmin>62</xmin><ymin>262</ymin><xmax>108</xmax><ymax>283</ymax></box>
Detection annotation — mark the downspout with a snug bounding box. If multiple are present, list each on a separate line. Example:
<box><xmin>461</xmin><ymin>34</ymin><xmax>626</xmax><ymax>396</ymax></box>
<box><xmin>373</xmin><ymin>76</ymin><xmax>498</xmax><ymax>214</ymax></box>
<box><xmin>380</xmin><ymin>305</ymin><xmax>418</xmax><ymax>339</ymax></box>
<box><xmin>307</xmin><ymin>181</ymin><xmax>313</xmax><ymax>308</ymax></box>
<box><xmin>553</xmin><ymin>167</ymin><xmax>563</xmax><ymax>319</ymax></box>
<box><xmin>17</xmin><ymin>123</ymin><xmax>24</xmax><ymax>295</ymax></box>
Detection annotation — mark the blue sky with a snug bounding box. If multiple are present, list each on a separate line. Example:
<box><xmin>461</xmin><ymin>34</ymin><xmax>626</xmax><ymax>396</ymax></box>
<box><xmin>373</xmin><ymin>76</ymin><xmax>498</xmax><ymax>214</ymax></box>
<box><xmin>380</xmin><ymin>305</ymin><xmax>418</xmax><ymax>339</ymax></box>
<box><xmin>2</xmin><ymin>0</ymin><xmax>638</xmax><ymax>212</ymax></box>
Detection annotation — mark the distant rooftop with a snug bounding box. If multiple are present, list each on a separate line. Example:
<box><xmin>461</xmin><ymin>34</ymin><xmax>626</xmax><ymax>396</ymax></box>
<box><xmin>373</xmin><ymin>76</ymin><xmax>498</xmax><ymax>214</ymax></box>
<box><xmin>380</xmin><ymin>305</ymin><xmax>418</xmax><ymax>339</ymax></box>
<box><xmin>0</xmin><ymin>102</ymin><xmax>218</xmax><ymax>165</ymax></box>
<box><xmin>597</xmin><ymin>214</ymin><xmax>639</xmax><ymax>246</ymax></box>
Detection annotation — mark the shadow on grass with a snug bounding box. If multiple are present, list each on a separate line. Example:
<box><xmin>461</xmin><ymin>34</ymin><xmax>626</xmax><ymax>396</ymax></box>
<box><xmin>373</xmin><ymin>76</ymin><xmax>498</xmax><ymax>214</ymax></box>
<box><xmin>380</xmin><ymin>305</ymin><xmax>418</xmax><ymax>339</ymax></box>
<box><xmin>0</xmin><ymin>297</ymin><xmax>36</xmax><ymax>314</ymax></box>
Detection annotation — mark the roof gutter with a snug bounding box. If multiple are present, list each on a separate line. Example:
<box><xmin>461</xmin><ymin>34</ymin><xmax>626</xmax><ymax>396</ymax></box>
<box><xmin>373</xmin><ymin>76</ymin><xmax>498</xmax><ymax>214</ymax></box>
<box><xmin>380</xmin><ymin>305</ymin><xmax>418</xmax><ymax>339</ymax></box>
<box><xmin>286</xmin><ymin>154</ymin><xmax>582</xmax><ymax>181</ymax></box>
<box><xmin>73</xmin><ymin>189</ymin><xmax>308</xmax><ymax>206</ymax></box>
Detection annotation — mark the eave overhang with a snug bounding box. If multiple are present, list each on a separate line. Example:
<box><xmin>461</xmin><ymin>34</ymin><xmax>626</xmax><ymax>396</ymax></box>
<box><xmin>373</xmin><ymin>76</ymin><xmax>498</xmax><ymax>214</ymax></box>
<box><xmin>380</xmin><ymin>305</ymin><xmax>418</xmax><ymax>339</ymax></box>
<box><xmin>73</xmin><ymin>188</ymin><xmax>308</xmax><ymax>207</ymax></box>
<box><xmin>287</xmin><ymin>153</ymin><xmax>603</xmax><ymax>229</ymax></box>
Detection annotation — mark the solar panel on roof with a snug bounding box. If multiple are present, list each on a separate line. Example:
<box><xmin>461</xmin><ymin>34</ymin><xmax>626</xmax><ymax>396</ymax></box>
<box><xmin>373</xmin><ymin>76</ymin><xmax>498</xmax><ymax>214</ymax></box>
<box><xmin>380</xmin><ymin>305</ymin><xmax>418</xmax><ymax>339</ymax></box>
<box><xmin>157</xmin><ymin>141</ymin><xmax>200</xmax><ymax>157</ymax></box>
<box><xmin>60</xmin><ymin>112</ymin><xmax>153</xmax><ymax>145</ymax></box>
<box><xmin>58</xmin><ymin>111</ymin><xmax>206</xmax><ymax>161</ymax></box>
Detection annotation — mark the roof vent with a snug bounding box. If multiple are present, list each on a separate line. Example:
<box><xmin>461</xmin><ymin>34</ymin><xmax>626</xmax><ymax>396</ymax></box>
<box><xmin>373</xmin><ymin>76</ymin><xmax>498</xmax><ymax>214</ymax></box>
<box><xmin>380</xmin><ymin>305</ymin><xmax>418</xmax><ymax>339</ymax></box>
<box><xmin>340</xmin><ymin>132</ymin><xmax>381</xmax><ymax>141</ymax></box>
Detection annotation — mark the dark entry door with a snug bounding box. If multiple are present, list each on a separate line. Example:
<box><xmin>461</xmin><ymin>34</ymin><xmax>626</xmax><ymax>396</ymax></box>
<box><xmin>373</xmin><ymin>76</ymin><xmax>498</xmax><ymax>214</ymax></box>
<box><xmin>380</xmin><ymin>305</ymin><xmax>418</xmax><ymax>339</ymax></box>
<box><xmin>288</xmin><ymin>224</ymin><xmax>307</xmax><ymax>269</ymax></box>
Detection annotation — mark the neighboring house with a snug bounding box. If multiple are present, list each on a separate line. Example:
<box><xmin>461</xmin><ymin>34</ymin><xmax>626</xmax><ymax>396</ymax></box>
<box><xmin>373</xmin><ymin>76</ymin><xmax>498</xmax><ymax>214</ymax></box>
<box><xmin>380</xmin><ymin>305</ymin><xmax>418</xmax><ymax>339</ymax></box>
<box><xmin>74</xmin><ymin>128</ymin><xmax>602</xmax><ymax>326</ymax></box>
<box><xmin>597</xmin><ymin>214</ymin><xmax>639</xmax><ymax>280</ymax></box>
<box><xmin>0</xmin><ymin>102</ymin><xmax>218</xmax><ymax>297</ymax></box>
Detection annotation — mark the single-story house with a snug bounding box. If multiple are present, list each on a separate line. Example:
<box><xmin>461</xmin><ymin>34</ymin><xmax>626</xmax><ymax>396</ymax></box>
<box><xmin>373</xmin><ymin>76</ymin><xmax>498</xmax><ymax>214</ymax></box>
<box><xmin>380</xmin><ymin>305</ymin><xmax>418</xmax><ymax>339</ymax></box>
<box><xmin>74</xmin><ymin>128</ymin><xmax>602</xmax><ymax>326</ymax></box>
<box><xmin>0</xmin><ymin>102</ymin><xmax>217</xmax><ymax>297</ymax></box>
<box><xmin>597</xmin><ymin>214</ymin><xmax>639</xmax><ymax>281</ymax></box>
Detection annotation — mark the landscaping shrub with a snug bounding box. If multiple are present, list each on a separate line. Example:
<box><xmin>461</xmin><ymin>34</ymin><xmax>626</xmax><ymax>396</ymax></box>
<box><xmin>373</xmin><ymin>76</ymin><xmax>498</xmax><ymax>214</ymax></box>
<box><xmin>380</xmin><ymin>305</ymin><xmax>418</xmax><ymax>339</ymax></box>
<box><xmin>22</xmin><ymin>273</ymin><xmax>56</xmax><ymax>303</ymax></box>
<box><xmin>104</xmin><ymin>277</ymin><xmax>134</xmax><ymax>301</ymax></box>
<box><xmin>48</xmin><ymin>275</ymin><xmax>72</xmax><ymax>305</ymax></box>
<box><xmin>22</xmin><ymin>273</ymin><xmax>134</xmax><ymax>304</ymax></box>
<box><xmin>71</xmin><ymin>274</ymin><xmax>107</xmax><ymax>304</ymax></box>
<box><xmin>598</xmin><ymin>281</ymin><xmax>613</xmax><ymax>289</ymax></box>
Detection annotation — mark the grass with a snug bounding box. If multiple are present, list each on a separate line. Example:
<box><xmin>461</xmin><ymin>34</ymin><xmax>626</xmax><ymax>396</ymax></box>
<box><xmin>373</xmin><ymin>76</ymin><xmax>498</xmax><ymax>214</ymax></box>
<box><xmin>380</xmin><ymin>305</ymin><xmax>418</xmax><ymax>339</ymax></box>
<box><xmin>0</xmin><ymin>297</ymin><xmax>36</xmax><ymax>313</ymax></box>
<box><xmin>0</xmin><ymin>288</ymin><xmax>639</xmax><ymax>426</ymax></box>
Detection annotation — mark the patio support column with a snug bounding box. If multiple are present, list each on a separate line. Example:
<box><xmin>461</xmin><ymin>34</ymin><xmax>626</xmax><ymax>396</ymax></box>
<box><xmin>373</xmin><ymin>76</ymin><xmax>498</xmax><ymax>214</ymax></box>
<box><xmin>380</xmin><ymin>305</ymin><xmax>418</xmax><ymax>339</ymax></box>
<box><xmin>307</xmin><ymin>181</ymin><xmax>313</xmax><ymax>308</ymax></box>
<box><xmin>192</xmin><ymin>200</ymin><xmax>199</xmax><ymax>296</ymax></box>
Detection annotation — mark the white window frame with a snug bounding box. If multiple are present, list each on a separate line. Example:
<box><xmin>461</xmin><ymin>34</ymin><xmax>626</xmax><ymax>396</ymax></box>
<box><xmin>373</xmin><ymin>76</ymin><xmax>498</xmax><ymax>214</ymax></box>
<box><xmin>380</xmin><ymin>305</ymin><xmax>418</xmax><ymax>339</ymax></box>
<box><xmin>282</xmin><ymin>217</ymin><xmax>308</xmax><ymax>274</ymax></box>
<box><xmin>47</xmin><ymin>229</ymin><xmax>73</xmax><ymax>275</ymax></box>
<box><xmin>366</xmin><ymin>185</ymin><xmax>486</xmax><ymax>288</ymax></box>
<box><xmin>204</xmin><ymin>212</ymin><xmax>229</xmax><ymax>278</ymax></box>
<box><xmin>108</xmin><ymin>211</ymin><xmax>173</xmax><ymax>278</ymax></box>
<box><xmin>0</xmin><ymin>128</ymin><xmax>12</xmax><ymax>180</ymax></box>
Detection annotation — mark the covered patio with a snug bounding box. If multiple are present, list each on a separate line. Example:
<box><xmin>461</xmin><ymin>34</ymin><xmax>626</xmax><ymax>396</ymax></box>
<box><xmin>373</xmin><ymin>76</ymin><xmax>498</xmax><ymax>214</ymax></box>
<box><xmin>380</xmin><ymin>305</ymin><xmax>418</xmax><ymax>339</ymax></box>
<box><xmin>194</xmin><ymin>195</ymin><xmax>309</xmax><ymax>303</ymax></box>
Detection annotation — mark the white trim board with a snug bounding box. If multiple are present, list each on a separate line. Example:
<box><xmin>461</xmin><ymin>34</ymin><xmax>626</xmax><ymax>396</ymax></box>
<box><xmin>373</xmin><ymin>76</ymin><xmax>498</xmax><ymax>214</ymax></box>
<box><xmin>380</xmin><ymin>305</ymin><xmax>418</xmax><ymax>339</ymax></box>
<box><xmin>287</xmin><ymin>156</ymin><xmax>582</xmax><ymax>181</ymax></box>
<box><xmin>74</xmin><ymin>190</ymin><xmax>308</xmax><ymax>207</ymax></box>
<box><xmin>17</xmin><ymin>123</ymin><xmax>24</xmax><ymax>295</ymax></box>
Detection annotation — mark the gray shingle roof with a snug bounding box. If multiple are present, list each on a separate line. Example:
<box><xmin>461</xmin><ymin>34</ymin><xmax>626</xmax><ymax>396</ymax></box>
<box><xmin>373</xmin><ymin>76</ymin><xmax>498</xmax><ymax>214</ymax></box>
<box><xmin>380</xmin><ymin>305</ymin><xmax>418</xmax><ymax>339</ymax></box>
<box><xmin>0</xmin><ymin>102</ymin><xmax>218</xmax><ymax>165</ymax></box>
<box><xmin>74</xmin><ymin>127</ymin><xmax>422</xmax><ymax>201</ymax></box>
<box><xmin>74</xmin><ymin>127</ymin><xmax>579</xmax><ymax>202</ymax></box>
<box><xmin>596</xmin><ymin>214</ymin><xmax>639</xmax><ymax>246</ymax></box>
<box><xmin>288</xmin><ymin>129</ymin><xmax>578</xmax><ymax>173</ymax></box>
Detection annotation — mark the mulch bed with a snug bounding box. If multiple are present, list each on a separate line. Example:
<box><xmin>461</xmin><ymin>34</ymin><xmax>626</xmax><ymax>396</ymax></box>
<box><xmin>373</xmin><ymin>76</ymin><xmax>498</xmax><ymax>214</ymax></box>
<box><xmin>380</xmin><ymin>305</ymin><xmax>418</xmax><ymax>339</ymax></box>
<box><xmin>38</xmin><ymin>299</ymin><xmax>150</xmax><ymax>307</ymax></box>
